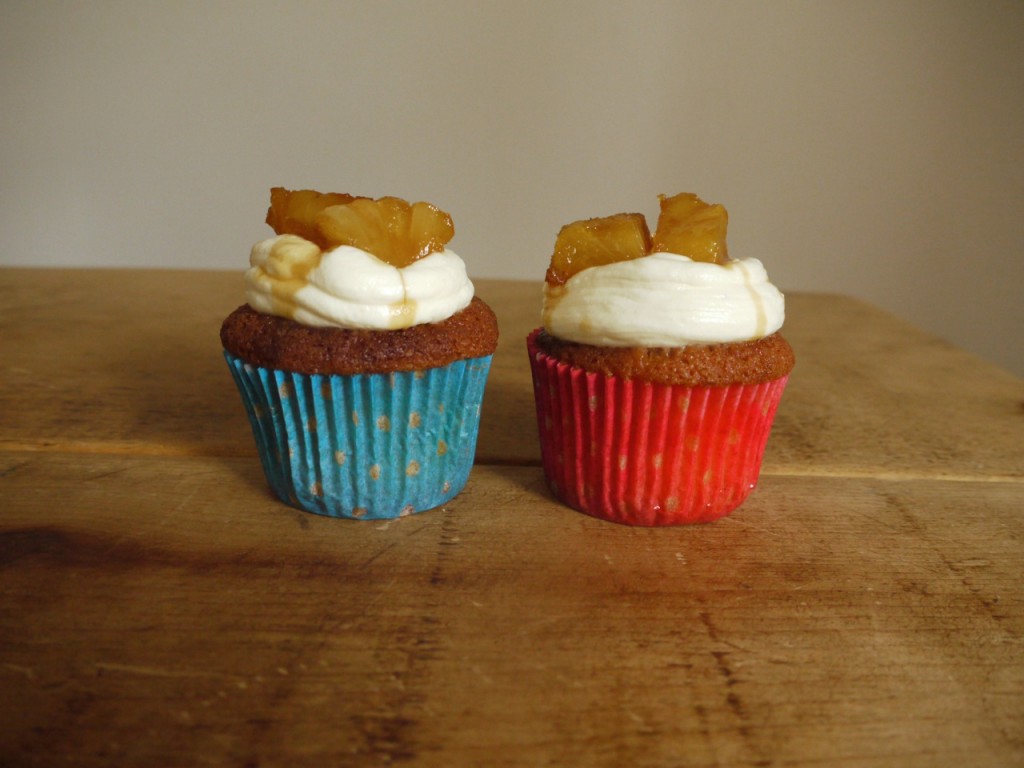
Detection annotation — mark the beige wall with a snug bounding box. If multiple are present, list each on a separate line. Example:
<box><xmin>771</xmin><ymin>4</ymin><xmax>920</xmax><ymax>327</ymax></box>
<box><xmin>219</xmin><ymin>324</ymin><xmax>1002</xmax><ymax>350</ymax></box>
<box><xmin>3</xmin><ymin>1</ymin><xmax>1022</xmax><ymax>377</ymax></box>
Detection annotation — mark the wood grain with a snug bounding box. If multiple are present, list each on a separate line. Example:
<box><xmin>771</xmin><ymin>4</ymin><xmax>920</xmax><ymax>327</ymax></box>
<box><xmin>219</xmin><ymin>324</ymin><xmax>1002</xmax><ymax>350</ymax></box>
<box><xmin>1</xmin><ymin>452</ymin><xmax>1022</xmax><ymax>767</ymax></box>
<box><xmin>1</xmin><ymin>268</ymin><xmax>1023</xmax><ymax>767</ymax></box>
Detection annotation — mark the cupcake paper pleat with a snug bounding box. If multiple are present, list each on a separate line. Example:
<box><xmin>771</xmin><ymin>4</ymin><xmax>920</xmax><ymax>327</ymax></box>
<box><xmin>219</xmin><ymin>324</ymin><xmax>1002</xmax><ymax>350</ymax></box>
<box><xmin>528</xmin><ymin>330</ymin><xmax>788</xmax><ymax>526</ymax></box>
<box><xmin>225</xmin><ymin>352</ymin><xmax>493</xmax><ymax>519</ymax></box>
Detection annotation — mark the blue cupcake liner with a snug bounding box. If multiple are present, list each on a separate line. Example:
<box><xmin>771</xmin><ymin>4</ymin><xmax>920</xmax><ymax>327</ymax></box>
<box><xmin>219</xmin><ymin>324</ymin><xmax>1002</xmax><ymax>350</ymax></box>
<box><xmin>224</xmin><ymin>352</ymin><xmax>493</xmax><ymax>519</ymax></box>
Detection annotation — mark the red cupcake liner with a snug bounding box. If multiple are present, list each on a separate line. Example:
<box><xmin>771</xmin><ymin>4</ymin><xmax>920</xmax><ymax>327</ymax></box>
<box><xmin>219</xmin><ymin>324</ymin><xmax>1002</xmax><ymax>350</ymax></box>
<box><xmin>527</xmin><ymin>329</ymin><xmax>789</xmax><ymax>526</ymax></box>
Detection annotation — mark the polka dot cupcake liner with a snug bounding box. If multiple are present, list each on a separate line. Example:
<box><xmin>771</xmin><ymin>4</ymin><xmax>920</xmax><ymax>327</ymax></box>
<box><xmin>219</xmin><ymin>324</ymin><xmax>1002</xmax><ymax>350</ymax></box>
<box><xmin>527</xmin><ymin>329</ymin><xmax>789</xmax><ymax>526</ymax></box>
<box><xmin>224</xmin><ymin>352</ymin><xmax>493</xmax><ymax>519</ymax></box>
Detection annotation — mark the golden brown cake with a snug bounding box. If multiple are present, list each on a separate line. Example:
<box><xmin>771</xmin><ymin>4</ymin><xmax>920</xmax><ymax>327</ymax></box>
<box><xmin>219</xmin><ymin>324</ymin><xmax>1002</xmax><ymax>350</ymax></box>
<box><xmin>532</xmin><ymin>328</ymin><xmax>794</xmax><ymax>387</ymax></box>
<box><xmin>221</xmin><ymin>297</ymin><xmax>497</xmax><ymax>375</ymax></box>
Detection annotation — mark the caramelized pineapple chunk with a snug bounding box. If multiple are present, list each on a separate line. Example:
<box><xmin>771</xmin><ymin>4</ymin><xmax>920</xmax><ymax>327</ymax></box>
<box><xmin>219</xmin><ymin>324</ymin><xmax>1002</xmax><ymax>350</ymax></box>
<box><xmin>315</xmin><ymin>196</ymin><xmax>454</xmax><ymax>268</ymax></box>
<box><xmin>545</xmin><ymin>213</ymin><xmax>652</xmax><ymax>285</ymax></box>
<box><xmin>544</xmin><ymin>192</ymin><xmax>731</xmax><ymax>284</ymax></box>
<box><xmin>265</xmin><ymin>187</ymin><xmax>362</xmax><ymax>249</ymax></box>
<box><xmin>263</xmin><ymin>188</ymin><xmax>455</xmax><ymax>267</ymax></box>
<box><xmin>651</xmin><ymin>192</ymin><xmax>729</xmax><ymax>264</ymax></box>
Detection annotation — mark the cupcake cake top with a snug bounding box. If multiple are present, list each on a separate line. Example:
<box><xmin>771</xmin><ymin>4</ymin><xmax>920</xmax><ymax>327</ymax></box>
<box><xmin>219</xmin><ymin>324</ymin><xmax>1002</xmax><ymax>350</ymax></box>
<box><xmin>246</xmin><ymin>188</ymin><xmax>474</xmax><ymax>330</ymax></box>
<box><xmin>541</xmin><ymin>193</ymin><xmax>785</xmax><ymax>348</ymax></box>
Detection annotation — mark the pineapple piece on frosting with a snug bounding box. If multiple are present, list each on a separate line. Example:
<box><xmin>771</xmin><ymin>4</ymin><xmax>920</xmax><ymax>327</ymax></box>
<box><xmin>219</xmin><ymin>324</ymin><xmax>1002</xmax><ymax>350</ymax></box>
<box><xmin>264</xmin><ymin>188</ymin><xmax>455</xmax><ymax>268</ymax></box>
<box><xmin>265</xmin><ymin>188</ymin><xmax>362</xmax><ymax>250</ymax></box>
<box><xmin>545</xmin><ymin>213</ymin><xmax>651</xmax><ymax>286</ymax></box>
<box><xmin>651</xmin><ymin>192</ymin><xmax>729</xmax><ymax>264</ymax></box>
<box><xmin>316</xmin><ymin>197</ymin><xmax>454</xmax><ymax>268</ymax></box>
<box><xmin>544</xmin><ymin>192</ymin><xmax>731</xmax><ymax>285</ymax></box>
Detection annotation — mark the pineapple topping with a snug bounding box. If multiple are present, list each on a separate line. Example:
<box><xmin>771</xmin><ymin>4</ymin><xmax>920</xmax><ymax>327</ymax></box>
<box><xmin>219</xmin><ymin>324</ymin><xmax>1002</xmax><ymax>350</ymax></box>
<box><xmin>545</xmin><ymin>213</ymin><xmax>651</xmax><ymax>286</ymax></box>
<box><xmin>265</xmin><ymin>187</ymin><xmax>454</xmax><ymax>268</ymax></box>
<box><xmin>546</xmin><ymin>192</ymin><xmax>729</xmax><ymax>285</ymax></box>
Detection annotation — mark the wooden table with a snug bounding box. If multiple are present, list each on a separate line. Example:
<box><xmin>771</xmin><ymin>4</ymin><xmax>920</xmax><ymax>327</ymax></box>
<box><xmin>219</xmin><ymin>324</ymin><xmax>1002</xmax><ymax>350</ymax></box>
<box><xmin>2</xmin><ymin>268</ymin><xmax>1022</xmax><ymax>767</ymax></box>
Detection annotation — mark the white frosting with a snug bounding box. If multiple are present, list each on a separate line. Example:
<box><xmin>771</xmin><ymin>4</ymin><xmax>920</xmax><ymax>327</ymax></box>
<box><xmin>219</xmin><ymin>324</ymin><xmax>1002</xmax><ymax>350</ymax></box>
<box><xmin>246</xmin><ymin>234</ymin><xmax>474</xmax><ymax>330</ymax></box>
<box><xmin>542</xmin><ymin>253</ymin><xmax>785</xmax><ymax>347</ymax></box>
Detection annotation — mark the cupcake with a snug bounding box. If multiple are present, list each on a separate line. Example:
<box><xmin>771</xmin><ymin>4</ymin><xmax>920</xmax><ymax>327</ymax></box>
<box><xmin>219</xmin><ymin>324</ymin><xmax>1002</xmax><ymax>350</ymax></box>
<box><xmin>528</xmin><ymin>193</ymin><xmax>794</xmax><ymax>526</ymax></box>
<box><xmin>221</xmin><ymin>188</ymin><xmax>498</xmax><ymax>520</ymax></box>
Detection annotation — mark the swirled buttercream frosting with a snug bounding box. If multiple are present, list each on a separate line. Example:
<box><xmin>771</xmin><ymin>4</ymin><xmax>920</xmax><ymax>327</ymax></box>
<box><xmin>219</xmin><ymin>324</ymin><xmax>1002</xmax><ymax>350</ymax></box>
<box><xmin>542</xmin><ymin>252</ymin><xmax>784</xmax><ymax>347</ymax></box>
<box><xmin>246</xmin><ymin>234</ymin><xmax>474</xmax><ymax>331</ymax></box>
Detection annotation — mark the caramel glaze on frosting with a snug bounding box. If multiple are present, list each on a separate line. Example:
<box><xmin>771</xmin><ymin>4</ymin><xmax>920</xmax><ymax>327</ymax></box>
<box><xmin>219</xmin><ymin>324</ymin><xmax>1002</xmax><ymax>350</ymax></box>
<box><xmin>534</xmin><ymin>329</ymin><xmax>795</xmax><ymax>387</ymax></box>
<box><xmin>222</xmin><ymin>297</ymin><xmax>498</xmax><ymax>376</ymax></box>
